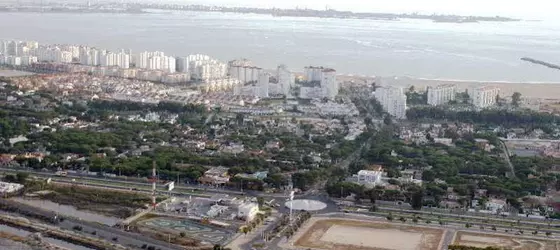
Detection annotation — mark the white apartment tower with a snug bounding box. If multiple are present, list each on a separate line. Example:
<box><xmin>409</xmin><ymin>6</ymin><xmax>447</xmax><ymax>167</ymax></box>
<box><xmin>321</xmin><ymin>68</ymin><xmax>338</xmax><ymax>99</ymax></box>
<box><xmin>0</xmin><ymin>41</ymin><xmax>8</xmax><ymax>55</ymax></box>
<box><xmin>427</xmin><ymin>84</ymin><xmax>457</xmax><ymax>106</ymax></box>
<box><xmin>470</xmin><ymin>86</ymin><xmax>500</xmax><ymax>108</ymax></box>
<box><xmin>277</xmin><ymin>64</ymin><xmax>294</xmax><ymax>96</ymax></box>
<box><xmin>375</xmin><ymin>86</ymin><xmax>408</xmax><ymax>119</ymax></box>
<box><xmin>304</xmin><ymin>66</ymin><xmax>324</xmax><ymax>82</ymax></box>
<box><xmin>257</xmin><ymin>72</ymin><xmax>270</xmax><ymax>98</ymax></box>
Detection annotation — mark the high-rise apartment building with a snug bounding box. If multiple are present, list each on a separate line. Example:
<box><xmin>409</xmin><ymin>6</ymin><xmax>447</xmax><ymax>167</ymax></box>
<box><xmin>257</xmin><ymin>72</ymin><xmax>270</xmax><ymax>98</ymax></box>
<box><xmin>375</xmin><ymin>86</ymin><xmax>408</xmax><ymax>119</ymax></box>
<box><xmin>321</xmin><ymin>68</ymin><xmax>338</xmax><ymax>99</ymax></box>
<box><xmin>277</xmin><ymin>64</ymin><xmax>294</xmax><ymax>96</ymax></box>
<box><xmin>427</xmin><ymin>84</ymin><xmax>457</xmax><ymax>106</ymax></box>
<box><xmin>470</xmin><ymin>86</ymin><xmax>500</xmax><ymax>108</ymax></box>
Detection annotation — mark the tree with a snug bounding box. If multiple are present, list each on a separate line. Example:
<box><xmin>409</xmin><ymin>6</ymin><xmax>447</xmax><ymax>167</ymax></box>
<box><xmin>383</xmin><ymin>115</ymin><xmax>392</xmax><ymax>125</ymax></box>
<box><xmin>411</xmin><ymin>188</ymin><xmax>424</xmax><ymax>210</ymax></box>
<box><xmin>512</xmin><ymin>92</ymin><xmax>522</xmax><ymax>107</ymax></box>
<box><xmin>16</xmin><ymin>172</ymin><xmax>29</xmax><ymax>184</ymax></box>
<box><xmin>386</xmin><ymin>213</ymin><xmax>394</xmax><ymax>221</ymax></box>
<box><xmin>257</xmin><ymin>197</ymin><xmax>265</xmax><ymax>208</ymax></box>
<box><xmin>180</xmin><ymin>232</ymin><xmax>186</xmax><ymax>237</ymax></box>
<box><xmin>3</xmin><ymin>174</ymin><xmax>16</xmax><ymax>183</ymax></box>
<box><xmin>421</xmin><ymin>170</ymin><xmax>435</xmax><ymax>182</ymax></box>
<box><xmin>242</xmin><ymin>227</ymin><xmax>249</xmax><ymax>235</ymax></box>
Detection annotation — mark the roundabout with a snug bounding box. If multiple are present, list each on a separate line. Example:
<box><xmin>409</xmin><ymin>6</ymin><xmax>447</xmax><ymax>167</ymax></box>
<box><xmin>284</xmin><ymin>199</ymin><xmax>327</xmax><ymax>211</ymax></box>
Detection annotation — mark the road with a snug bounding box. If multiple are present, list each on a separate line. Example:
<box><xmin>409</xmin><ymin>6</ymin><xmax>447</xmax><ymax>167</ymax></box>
<box><xmin>499</xmin><ymin>139</ymin><xmax>516</xmax><ymax>178</ymax></box>
<box><xmin>0</xmin><ymin>199</ymin><xmax>183</xmax><ymax>250</ymax></box>
<box><xmin>0</xmin><ymin>167</ymin><xmax>323</xmax><ymax>202</ymax></box>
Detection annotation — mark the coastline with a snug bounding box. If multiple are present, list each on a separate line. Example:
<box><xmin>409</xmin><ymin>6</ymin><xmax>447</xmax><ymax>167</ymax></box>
<box><xmin>336</xmin><ymin>74</ymin><xmax>560</xmax><ymax>100</ymax></box>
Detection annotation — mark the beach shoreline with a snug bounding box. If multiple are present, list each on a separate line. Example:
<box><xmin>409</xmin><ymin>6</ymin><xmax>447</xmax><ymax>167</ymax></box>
<box><xmin>335</xmin><ymin>74</ymin><xmax>560</xmax><ymax>100</ymax></box>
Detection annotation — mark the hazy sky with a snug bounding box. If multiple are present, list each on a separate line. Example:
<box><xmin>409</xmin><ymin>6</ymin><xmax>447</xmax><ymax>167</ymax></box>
<box><xmin>185</xmin><ymin>0</ymin><xmax>555</xmax><ymax>19</ymax></box>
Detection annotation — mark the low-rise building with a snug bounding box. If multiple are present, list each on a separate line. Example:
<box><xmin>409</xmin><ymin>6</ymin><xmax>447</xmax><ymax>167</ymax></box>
<box><xmin>198</xmin><ymin>166</ymin><xmax>230</xmax><ymax>185</ymax></box>
<box><xmin>0</xmin><ymin>181</ymin><xmax>24</xmax><ymax>195</ymax></box>
<box><xmin>357</xmin><ymin>170</ymin><xmax>383</xmax><ymax>185</ymax></box>
<box><xmin>237</xmin><ymin>202</ymin><xmax>259</xmax><ymax>221</ymax></box>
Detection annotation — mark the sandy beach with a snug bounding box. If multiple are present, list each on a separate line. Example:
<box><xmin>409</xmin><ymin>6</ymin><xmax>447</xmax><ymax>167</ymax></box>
<box><xmin>386</xmin><ymin>77</ymin><xmax>560</xmax><ymax>100</ymax></box>
<box><xmin>337</xmin><ymin>75</ymin><xmax>560</xmax><ymax>100</ymax></box>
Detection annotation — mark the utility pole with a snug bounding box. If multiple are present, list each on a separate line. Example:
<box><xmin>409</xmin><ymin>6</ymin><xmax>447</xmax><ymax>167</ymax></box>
<box><xmin>150</xmin><ymin>161</ymin><xmax>157</xmax><ymax>209</ymax></box>
<box><xmin>289</xmin><ymin>190</ymin><xmax>294</xmax><ymax>227</ymax></box>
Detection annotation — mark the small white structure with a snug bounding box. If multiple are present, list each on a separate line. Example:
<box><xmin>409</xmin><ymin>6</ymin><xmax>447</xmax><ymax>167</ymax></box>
<box><xmin>207</xmin><ymin>204</ymin><xmax>229</xmax><ymax>218</ymax></box>
<box><xmin>486</xmin><ymin>199</ymin><xmax>507</xmax><ymax>213</ymax></box>
<box><xmin>357</xmin><ymin>170</ymin><xmax>383</xmax><ymax>185</ymax></box>
<box><xmin>0</xmin><ymin>181</ymin><xmax>24</xmax><ymax>194</ymax></box>
<box><xmin>237</xmin><ymin>202</ymin><xmax>259</xmax><ymax>221</ymax></box>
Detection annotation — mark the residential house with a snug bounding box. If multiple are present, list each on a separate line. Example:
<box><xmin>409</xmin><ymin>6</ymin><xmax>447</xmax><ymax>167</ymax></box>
<box><xmin>198</xmin><ymin>166</ymin><xmax>230</xmax><ymax>185</ymax></box>
<box><xmin>486</xmin><ymin>198</ymin><xmax>507</xmax><ymax>213</ymax></box>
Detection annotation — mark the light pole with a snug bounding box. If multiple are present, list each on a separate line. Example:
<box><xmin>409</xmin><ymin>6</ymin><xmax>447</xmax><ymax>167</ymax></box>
<box><xmin>289</xmin><ymin>190</ymin><xmax>294</xmax><ymax>227</ymax></box>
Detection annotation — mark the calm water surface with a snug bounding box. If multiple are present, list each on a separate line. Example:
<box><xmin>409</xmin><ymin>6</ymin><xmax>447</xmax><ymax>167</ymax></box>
<box><xmin>0</xmin><ymin>12</ymin><xmax>559</xmax><ymax>81</ymax></box>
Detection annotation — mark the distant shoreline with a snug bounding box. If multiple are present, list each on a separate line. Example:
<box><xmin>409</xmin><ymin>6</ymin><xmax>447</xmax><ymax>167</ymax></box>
<box><xmin>0</xmin><ymin>4</ymin><xmax>521</xmax><ymax>23</ymax></box>
<box><xmin>372</xmin><ymin>76</ymin><xmax>560</xmax><ymax>100</ymax></box>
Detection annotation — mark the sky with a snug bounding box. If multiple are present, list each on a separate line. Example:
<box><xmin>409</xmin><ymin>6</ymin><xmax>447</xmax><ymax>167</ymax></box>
<box><xmin>182</xmin><ymin>0</ymin><xmax>556</xmax><ymax>19</ymax></box>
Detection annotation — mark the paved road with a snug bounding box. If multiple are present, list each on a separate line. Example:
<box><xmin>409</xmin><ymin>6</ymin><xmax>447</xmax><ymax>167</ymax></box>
<box><xmin>0</xmin><ymin>199</ymin><xmax>183</xmax><ymax>250</ymax></box>
<box><xmin>499</xmin><ymin>139</ymin><xmax>516</xmax><ymax>178</ymax></box>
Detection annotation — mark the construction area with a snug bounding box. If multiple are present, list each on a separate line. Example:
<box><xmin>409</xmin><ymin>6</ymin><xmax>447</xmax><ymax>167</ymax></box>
<box><xmin>453</xmin><ymin>231</ymin><xmax>560</xmax><ymax>250</ymax></box>
<box><xmin>290</xmin><ymin>217</ymin><xmax>444</xmax><ymax>250</ymax></box>
<box><xmin>122</xmin><ymin>193</ymin><xmax>262</xmax><ymax>248</ymax></box>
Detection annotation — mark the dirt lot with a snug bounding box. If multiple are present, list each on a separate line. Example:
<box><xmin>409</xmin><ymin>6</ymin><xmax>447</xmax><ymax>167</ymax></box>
<box><xmin>454</xmin><ymin>231</ymin><xmax>560</xmax><ymax>250</ymax></box>
<box><xmin>293</xmin><ymin>218</ymin><xmax>444</xmax><ymax>250</ymax></box>
<box><xmin>40</xmin><ymin>185</ymin><xmax>151</xmax><ymax>218</ymax></box>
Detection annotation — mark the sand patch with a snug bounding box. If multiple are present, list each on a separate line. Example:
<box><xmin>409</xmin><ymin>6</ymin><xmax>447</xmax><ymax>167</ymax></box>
<box><xmin>454</xmin><ymin>231</ymin><xmax>559</xmax><ymax>250</ymax></box>
<box><xmin>293</xmin><ymin>218</ymin><xmax>444</xmax><ymax>250</ymax></box>
<box><xmin>320</xmin><ymin>225</ymin><xmax>422</xmax><ymax>250</ymax></box>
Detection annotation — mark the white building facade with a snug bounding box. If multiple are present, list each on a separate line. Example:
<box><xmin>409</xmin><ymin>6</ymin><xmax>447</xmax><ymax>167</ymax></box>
<box><xmin>357</xmin><ymin>170</ymin><xmax>383</xmax><ymax>185</ymax></box>
<box><xmin>427</xmin><ymin>84</ymin><xmax>456</xmax><ymax>106</ymax></box>
<box><xmin>257</xmin><ymin>72</ymin><xmax>270</xmax><ymax>98</ymax></box>
<box><xmin>470</xmin><ymin>86</ymin><xmax>500</xmax><ymax>108</ymax></box>
<box><xmin>304</xmin><ymin>66</ymin><xmax>324</xmax><ymax>82</ymax></box>
<box><xmin>321</xmin><ymin>68</ymin><xmax>338</xmax><ymax>99</ymax></box>
<box><xmin>237</xmin><ymin>203</ymin><xmax>259</xmax><ymax>221</ymax></box>
<box><xmin>374</xmin><ymin>86</ymin><xmax>407</xmax><ymax>119</ymax></box>
<box><xmin>277</xmin><ymin>64</ymin><xmax>294</xmax><ymax>96</ymax></box>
